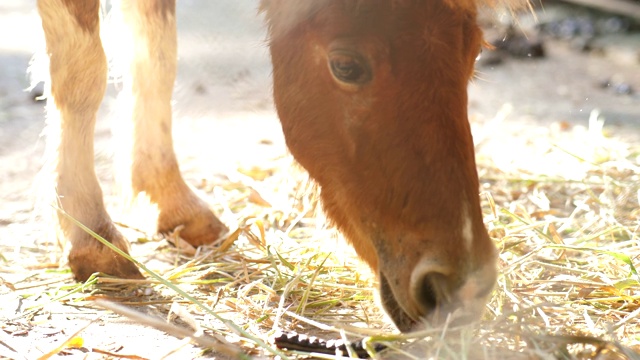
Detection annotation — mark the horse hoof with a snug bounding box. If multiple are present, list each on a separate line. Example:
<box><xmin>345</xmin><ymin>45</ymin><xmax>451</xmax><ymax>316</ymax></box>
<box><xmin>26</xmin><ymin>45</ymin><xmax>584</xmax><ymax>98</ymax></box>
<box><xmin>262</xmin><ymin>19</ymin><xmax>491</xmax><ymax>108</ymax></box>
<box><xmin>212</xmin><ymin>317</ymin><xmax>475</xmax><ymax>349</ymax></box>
<box><xmin>67</xmin><ymin>223</ymin><xmax>144</xmax><ymax>282</ymax></box>
<box><xmin>157</xmin><ymin>191</ymin><xmax>228</xmax><ymax>247</ymax></box>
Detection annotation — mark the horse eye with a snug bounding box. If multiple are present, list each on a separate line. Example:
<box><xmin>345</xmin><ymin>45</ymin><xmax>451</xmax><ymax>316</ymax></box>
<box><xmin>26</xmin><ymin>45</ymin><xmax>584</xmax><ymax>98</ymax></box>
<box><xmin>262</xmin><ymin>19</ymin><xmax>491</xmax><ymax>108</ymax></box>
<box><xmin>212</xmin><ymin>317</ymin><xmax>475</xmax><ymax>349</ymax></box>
<box><xmin>328</xmin><ymin>51</ymin><xmax>371</xmax><ymax>85</ymax></box>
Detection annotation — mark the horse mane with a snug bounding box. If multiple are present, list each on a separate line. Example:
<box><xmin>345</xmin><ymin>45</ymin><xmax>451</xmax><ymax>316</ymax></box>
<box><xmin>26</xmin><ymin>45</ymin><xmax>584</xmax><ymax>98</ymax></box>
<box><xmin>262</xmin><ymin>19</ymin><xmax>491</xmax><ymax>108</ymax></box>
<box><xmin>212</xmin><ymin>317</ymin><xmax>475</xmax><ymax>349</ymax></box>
<box><xmin>445</xmin><ymin>0</ymin><xmax>533</xmax><ymax>18</ymax></box>
<box><xmin>466</xmin><ymin>0</ymin><xmax>530</xmax><ymax>10</ymax></box>
<box><xmin>260</xmin><ymin>0</ymin><xmax>530</xmax><ymax>12</ymax></box>
<box><xmin>488</xmin><ymin>0</ymin><xmax>532</xmax><ymax>9</ymax></box>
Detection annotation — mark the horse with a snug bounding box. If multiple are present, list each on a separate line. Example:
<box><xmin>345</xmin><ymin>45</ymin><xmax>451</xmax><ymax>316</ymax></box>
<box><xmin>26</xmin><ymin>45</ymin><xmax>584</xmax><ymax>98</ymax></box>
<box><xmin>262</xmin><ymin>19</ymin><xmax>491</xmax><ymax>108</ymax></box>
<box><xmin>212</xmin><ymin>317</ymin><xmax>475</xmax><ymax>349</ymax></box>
<box><xmin>36</xmin><ymin>0</ymin><xmax>525</xmax><ymax>332</ymax></box>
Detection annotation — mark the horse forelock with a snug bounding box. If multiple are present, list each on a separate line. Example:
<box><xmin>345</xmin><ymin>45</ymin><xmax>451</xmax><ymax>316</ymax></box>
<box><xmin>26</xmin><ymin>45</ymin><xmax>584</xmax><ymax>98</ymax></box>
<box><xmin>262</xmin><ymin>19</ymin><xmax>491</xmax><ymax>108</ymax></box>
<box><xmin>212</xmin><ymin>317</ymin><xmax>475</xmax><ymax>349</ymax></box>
<box><xmin>261</xmin><ymin>0</ymin><xmax>531</xmax><ymax>39</ymax></box>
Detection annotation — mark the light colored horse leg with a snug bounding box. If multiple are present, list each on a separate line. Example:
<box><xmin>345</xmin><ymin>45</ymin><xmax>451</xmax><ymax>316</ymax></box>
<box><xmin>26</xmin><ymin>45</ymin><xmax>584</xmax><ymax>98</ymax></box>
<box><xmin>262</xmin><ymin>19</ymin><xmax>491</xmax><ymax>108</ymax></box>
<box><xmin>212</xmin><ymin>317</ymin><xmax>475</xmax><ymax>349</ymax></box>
<box><xmin>120</xmin><ymin>0</ymin><xmax>227</xmax><ymax>245</ymax></box>
<box><xmin>38</xmin><ymin>0</ymin><xmax>142</xmax><ymax>281</ymax></box>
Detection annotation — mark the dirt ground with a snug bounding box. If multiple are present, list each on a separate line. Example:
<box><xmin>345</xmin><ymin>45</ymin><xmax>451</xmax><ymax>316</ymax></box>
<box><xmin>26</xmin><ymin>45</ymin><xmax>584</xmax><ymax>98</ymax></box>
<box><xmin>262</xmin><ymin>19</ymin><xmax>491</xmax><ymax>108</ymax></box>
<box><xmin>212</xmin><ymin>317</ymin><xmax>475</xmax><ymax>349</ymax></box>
<box><xmin>0</xmin><ymin>1</ymin><xmax>639</xmax><ymax>359</ymax></box>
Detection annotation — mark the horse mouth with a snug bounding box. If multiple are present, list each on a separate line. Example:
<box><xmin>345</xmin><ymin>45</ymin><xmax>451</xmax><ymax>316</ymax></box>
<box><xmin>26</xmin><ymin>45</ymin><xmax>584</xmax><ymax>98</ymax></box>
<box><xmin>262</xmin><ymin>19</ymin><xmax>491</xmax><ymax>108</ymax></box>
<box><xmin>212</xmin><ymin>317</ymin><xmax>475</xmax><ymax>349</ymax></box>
<box><xmin>379</xmin><ymin>272</ymin><xmax>418</xmax><ymax>332</ymax></box>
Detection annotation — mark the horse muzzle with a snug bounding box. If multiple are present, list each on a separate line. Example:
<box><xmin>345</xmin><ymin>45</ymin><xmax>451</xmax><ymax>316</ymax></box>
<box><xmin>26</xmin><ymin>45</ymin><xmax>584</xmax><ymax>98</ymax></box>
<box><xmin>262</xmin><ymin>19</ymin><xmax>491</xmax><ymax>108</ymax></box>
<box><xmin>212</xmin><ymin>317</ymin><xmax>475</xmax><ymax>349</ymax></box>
<box><xmin>379</xmin><ymin>253</ymin><xmax>498</xmax><ymax>332</ymax></box>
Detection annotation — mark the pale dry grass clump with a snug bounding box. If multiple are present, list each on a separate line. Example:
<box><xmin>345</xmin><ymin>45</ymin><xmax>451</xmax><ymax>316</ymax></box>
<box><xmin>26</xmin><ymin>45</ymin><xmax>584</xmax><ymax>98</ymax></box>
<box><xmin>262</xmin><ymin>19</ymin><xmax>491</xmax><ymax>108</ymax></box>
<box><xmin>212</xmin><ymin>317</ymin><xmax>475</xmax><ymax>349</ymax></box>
<box><xmin>474</xmin><ymin>109</ymin><xmax>640</xmax><ymax>360</ymax></box>
<box><xmin>1</xmin><ymin>109</ymin><xmax>639</xmax><ymax>359</ymax></box>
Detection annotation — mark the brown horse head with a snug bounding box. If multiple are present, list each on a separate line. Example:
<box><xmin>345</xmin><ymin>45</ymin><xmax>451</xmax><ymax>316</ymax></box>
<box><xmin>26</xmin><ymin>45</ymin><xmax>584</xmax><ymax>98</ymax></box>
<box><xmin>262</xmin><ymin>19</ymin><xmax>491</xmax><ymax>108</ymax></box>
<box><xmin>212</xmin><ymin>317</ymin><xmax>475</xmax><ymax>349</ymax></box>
<box><xmin>263</xmin><ymin>0</ymin><xmax>498</xmax><ymax>331</ymax></box>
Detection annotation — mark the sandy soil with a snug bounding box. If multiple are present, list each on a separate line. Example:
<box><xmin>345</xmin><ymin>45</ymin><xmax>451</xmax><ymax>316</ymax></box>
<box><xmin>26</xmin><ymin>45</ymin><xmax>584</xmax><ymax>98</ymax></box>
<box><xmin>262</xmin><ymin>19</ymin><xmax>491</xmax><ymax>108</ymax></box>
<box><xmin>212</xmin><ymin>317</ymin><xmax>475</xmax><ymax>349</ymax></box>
<box><xmin>0</xmin><ymin>1</ymin><xmax>638</xmax><ymax>359</ymax></box>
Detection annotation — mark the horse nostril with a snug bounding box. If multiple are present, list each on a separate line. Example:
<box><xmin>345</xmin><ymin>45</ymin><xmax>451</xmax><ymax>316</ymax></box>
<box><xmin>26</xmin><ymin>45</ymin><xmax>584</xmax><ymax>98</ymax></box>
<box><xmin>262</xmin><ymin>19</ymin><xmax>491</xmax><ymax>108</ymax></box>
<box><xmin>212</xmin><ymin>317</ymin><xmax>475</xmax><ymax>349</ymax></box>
<box><xmin>407</xmin><ymin>258</ymin><xmax>497</xmax><ymax>328</ymax></box>
<box><xmin>416</xmin><ymin>272</ymin><xmax>450</xmax><ymax>316</ymax></box>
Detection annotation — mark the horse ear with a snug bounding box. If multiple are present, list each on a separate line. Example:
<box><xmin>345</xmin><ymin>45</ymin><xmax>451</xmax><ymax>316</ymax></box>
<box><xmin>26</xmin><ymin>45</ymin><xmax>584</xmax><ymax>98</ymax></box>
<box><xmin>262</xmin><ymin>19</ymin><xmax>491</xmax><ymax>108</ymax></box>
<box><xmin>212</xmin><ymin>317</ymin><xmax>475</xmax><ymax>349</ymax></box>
<box><xmin>258</xmin><ymin>0</ymin><xmax>271</xmax><ymax>13</ymax></box>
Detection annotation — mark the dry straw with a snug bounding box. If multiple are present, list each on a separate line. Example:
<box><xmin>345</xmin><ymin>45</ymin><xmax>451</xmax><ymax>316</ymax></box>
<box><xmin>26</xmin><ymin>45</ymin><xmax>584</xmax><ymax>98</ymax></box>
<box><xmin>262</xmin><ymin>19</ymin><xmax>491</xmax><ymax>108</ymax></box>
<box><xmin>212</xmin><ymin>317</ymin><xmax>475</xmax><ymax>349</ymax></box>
<box><xmin>2</xmin><ymin>106</ymin><xmax>639</xmax><ymax>359</ymax></box>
